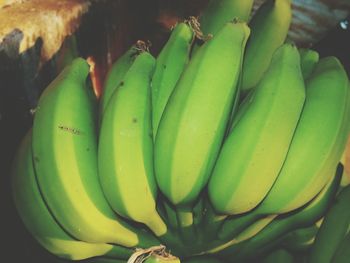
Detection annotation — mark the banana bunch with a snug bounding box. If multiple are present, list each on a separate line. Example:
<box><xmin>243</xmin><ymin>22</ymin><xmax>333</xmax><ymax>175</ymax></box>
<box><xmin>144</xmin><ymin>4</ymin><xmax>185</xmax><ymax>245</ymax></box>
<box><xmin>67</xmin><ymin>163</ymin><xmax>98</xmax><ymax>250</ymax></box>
<box><xmin>11</xmin><ymin>0</ymin><xmax>350</xmax><ymax>262</ymax></box>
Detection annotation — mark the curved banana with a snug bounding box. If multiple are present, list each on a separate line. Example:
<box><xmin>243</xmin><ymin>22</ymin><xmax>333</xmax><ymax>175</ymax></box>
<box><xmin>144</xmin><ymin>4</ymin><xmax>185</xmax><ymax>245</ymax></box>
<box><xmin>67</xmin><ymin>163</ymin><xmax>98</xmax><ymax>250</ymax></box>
<box><xmin>11</xmin><ymin>130</ymin><xmax>133</xmax><ymax>261</ymax></box>
<box><xmin>280</xmin><ymin>224</ymin><xmax>319</xmax><ymax>252</ymax></box>
<box><xmin>152</xmin><ymin>21</ymin><xmax>194</xmax><ymax>138</ymax></box>
<box><xmin>216</xmin><ymin>165</ymin><xmax>342</xmax><ymax>260</ymax></box>
<box><xmin>32</xmin><ymin>58</ymin><xmax>158</xmax><ymax>247</ymax></box>
<box><xmin>309</xmin><ymin>184</ymin><xmax>350</xmax><ymax>263</ymax></box>
<box><xmin>255</xmin><ymin>56</ymin><xmax>350</xmax><ymax>215</ymax></box>
<box><xmin>241</xmin><ymin>0</ymin><xmax>292</xmax><ymax>94</ymax></box>
<box><xmin>154</xmin><ymin>21</ymin><xmax>250</xmax><ymax>211</ymax></box>
<box><xmin>299</xmin><ymin>48</ymin><xmax>319</xmax><ymax>80</ymax></box>
<box><xmin>99</xmin><ymin>44</ymin><xmax>140</xmax><ymax>118</ymax></box>
<box><xmin>98</xmin><ymin>51</ymin><xmax>168</xmax><ymax>238</ymax></box>
<box><xmin>208</xmin><ymin>43</ymin><xmax>305</xmax><ymax>215</ymax></box>
<box><xmin>198</xmin><ymin>0</ymin><xmax>254</xmax><ymax>36</ymax></box>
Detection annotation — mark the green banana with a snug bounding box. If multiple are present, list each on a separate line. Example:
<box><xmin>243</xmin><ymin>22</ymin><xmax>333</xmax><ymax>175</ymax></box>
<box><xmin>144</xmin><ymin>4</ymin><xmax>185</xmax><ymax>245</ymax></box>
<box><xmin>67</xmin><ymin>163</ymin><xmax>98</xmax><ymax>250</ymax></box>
<box><xmin>262</xmin><ymin>249</ymin><xmax>294</xmax><ymax>263</ymax></box>
<box><xmin>299</xmin><ymin>48</ymin><xmax>320</xmax><ymax>80</ymax></box>
<box><xmin>280</xmin><ymin>224</ymin><xmax>319</xmax><ymax>252</ymax></box>
<box><xmin>154</xmin><ymin>21</ymin><xmax>250</xmax><ymax>212</ymax></box>
<box><xmin>208</xmin><ymin>43</ymin><xmax>306</xmax><ymax>215</ymax></box>
<box><xmin>11</xmin><ymin>130</ymin><xmax>133</xmax><ymax>261</ymax></box>
<box><xmin>198</xmin><ymin>0</ymin><xmax>254</xmax><ymax>36</ymax></box>
<box><xmin>98</xmin><ymin>51</ymin><xmax>168</xmax><ymax>237</ymax></box>
<box><xmin>151</xmin><ymin>21</ymin><xmax>194</xmax><ymax>138</ymax></box>
<box><xmin>217</xmin><ymin>56</ymin><xmax>350</xmax><ymax>241</ymax></box>
<box><xmin>309</xmin><ymin>185</ymin><xmax>350</xmax><ymax>263</ymax></box>
<box><xmin>255</xmin><ymin>56</ymin><xmax>350</xmax><ymax>215</ymax></box>
<box><xmin>32</xmin><ymin>58</ymin><xmax>158</xmax><ymax>248</ymax></box>
<box><xmin>331</xmin><ymin>231</ymin><xmax>350</xmax><ymax>263</ymax></box>
<box><xmin>99</xmin><ymin>44</ymin><xmax>140</xmax><ymax>118</ymax></box>
<box><xmin>215</xmin><ymin>165</ymin><xmax>342</xmax><ymax>260</ymax></box>
<box><xmin>204</xmin><ymin>215</ymin><xmax>277</xmax><ymax>255</ymax></box>
<box><xmin>241</xmin><ymin>0</ymin><xmax>292</xmax><ymax>94</ymax></box>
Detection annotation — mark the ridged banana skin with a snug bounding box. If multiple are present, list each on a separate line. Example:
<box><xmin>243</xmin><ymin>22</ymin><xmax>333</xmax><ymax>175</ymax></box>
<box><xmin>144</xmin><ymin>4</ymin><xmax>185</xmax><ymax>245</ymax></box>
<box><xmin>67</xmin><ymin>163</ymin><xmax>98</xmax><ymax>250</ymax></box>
<box><xmin>216</xmin><ymin>166</ymin><xmax>342</xmax><ymax>260</ymax></box>
<box><xmin>241</xmin><ymin>0</ymin><xmax>292</xmax><ymax>94</ymax></box>
<box><xmin>199</xmin><ymin>0</ymin><xmax>254</xmax><ymax>35</ymax></box>
<box><xmin>98</xmin><ymin>52</ymin><xmax>167</xmax><ymax>237</ymax></box>
<box><xmin>11</xmin><ymin>130</ymin><xmax>133</xmax><ymax>261</ymax></box>
<box><xmin>99</xmin><ymin>46</ymin><xmax>137</xmax><ymax>118</ymax></box>
<box><xmin>154</xmin><ymin>21</ymin><xmax>250</xmax><ymax>208</ymax></box>
<box><xmin>152</xmin><ymin>22</ymin><xmax>194</xmax><ymax>138</ymax></box>
<box><xmin>32</xmin><ymin>58</ymin><xmax>157</xmax><ymax>247</ymax></box>
<box><xmin>208</xmin><ymin>43</ymin><xmax>306</xmax><ymax>215</ymax></box>
<box><xmin>256</xmin><ymin>57</ymin><xmax>350</xmax><ymax>215</ymax></box>
<box><xmin>309</xmin><ymin>185</ymin><xmax>350</xmax><ymax>263</ymax></box>
<box><xmin>299</xmin><ymin>48</ymin><xmax>319</xmax><ymax>80</ymax></box>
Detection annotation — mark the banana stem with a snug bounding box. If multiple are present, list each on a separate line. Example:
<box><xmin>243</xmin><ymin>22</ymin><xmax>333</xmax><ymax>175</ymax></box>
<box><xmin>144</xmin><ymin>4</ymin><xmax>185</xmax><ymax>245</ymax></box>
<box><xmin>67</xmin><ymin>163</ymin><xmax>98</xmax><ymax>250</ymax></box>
<box><xmin>175</xmin><ymin>206</ymin><xmax>198</xmax><ymax>246</ymax></box>
<box><xmin>163</xmin><ymin>201</ymin><xmax>180</xmax><ymax>230</ymax></box>
<box><xmin>127</xmin><ymin>245</ymin><xmax>180</xmax><ymax>263</ymax></box>
<box><xmin>200</xmin><ymin>202</ymin><xmax>228</xmax><ymax>243</ymax></box>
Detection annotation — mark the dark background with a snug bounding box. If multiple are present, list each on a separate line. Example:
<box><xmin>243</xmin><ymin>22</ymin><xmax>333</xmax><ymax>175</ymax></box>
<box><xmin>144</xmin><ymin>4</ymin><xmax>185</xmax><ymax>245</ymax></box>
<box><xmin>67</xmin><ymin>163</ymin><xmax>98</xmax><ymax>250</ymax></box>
<box><xmin>1</xmin><ymin>1</ymin><xmax>350</xmax><ymax>262</ymax></box>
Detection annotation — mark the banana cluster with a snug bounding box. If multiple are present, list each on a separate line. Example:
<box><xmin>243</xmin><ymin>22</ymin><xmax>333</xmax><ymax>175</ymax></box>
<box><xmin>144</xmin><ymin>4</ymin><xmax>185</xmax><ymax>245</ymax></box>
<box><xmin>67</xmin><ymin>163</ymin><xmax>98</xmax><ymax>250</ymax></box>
<box><xmin>11</xmin><ymin>0</ymin><xmax>350</xmax><ymax>262</ymax></box>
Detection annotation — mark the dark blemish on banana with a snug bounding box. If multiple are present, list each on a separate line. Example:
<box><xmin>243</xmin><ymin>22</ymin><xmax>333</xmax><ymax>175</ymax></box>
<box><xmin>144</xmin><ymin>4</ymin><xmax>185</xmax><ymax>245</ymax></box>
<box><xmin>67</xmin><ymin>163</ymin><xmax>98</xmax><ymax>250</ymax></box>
<box><xmin>34</xmin><ymin>156</ymin><xmax>40</xmax><ymax>163</ymax></box>
<box><xmin>58</xmin><ymin>125</ymin><xmax>83</xmax><ymax>135</ymax></box>
<box><xmin>86</xmin><ymin>147</ymin><xmax>90</xmax><ymax>152</ymax></box>
<box><xmin>132</xmin><ymin>118</ymin><xmax>138</xmax><ymax>123</ymax></box>
<box><xmin>163</xmin><ymin>64</ymin><xmax>166</xmax><ymax>69</ymax></box>
<box><xmin>119</xmin><ymin>81</ymin><xmax>124</xmax><ymax>87</ymax></box>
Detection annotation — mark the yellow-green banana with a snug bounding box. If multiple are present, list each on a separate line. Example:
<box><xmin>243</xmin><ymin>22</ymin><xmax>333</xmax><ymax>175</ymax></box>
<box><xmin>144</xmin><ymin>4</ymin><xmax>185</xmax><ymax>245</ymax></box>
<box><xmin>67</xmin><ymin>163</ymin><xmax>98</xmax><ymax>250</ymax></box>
<box><xmin>255</xmin><ymin>56</ymin><xmax>350</xmax><ymax>215</ymax></box>
<box><xmin>216</xmin><ymin>57</ymin><xmax>350</xmax><ymax>241</ymax></box>
<box><xmin>299</xmin><ymin>48</ymin><xmax>319</xmax><ymax>80</ymax></box>
<box><xmin>98</xmin><ymin>51</ymin><xmax>168</xmax><ymax>238</ymax></box>
<box><xmin>309</xmin><ymin>185</ymin><xmax>350</xmax><ymax>263</ymax></box>
<box><xmin>216</xmin><ymin>165</ymin><xmax>342</xmax><ymax>260</ymax></box>
<box><xmin>152</xmin><ymin>21</ymin><xmax>194</xmax><ymax>138</ymax></box>
<box><xmin>208</xmin><ymin>43</ymin><xmax>305</xmax><ymax>215</ymax></box>
<box><xmin>12</xmin><ymin>130</ymin><xmax>133</xmax><ymax>261</ymax></box>
<box><xmin>198</xmin><ymin>0</ymin><xmax>254</xmax><ymax>36</ymax></box>
<box><xmin>154</xmin><ymin>21</ymin><xmax>250</xmax><ymax>211</ymax></box>
<box><xmin>99</xmin><ymin>44</ymin><xmax>139</xmax><ymax>118</ymax></box>
<box><xmin>32</xmin><ymin>58</ymin><xmax>158</xmax><ymax>248</ymax></box>
<box><xmin>241</xmin><ymin>0</ymin><xmax>292</xmax><ymax>94</ymax></box>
